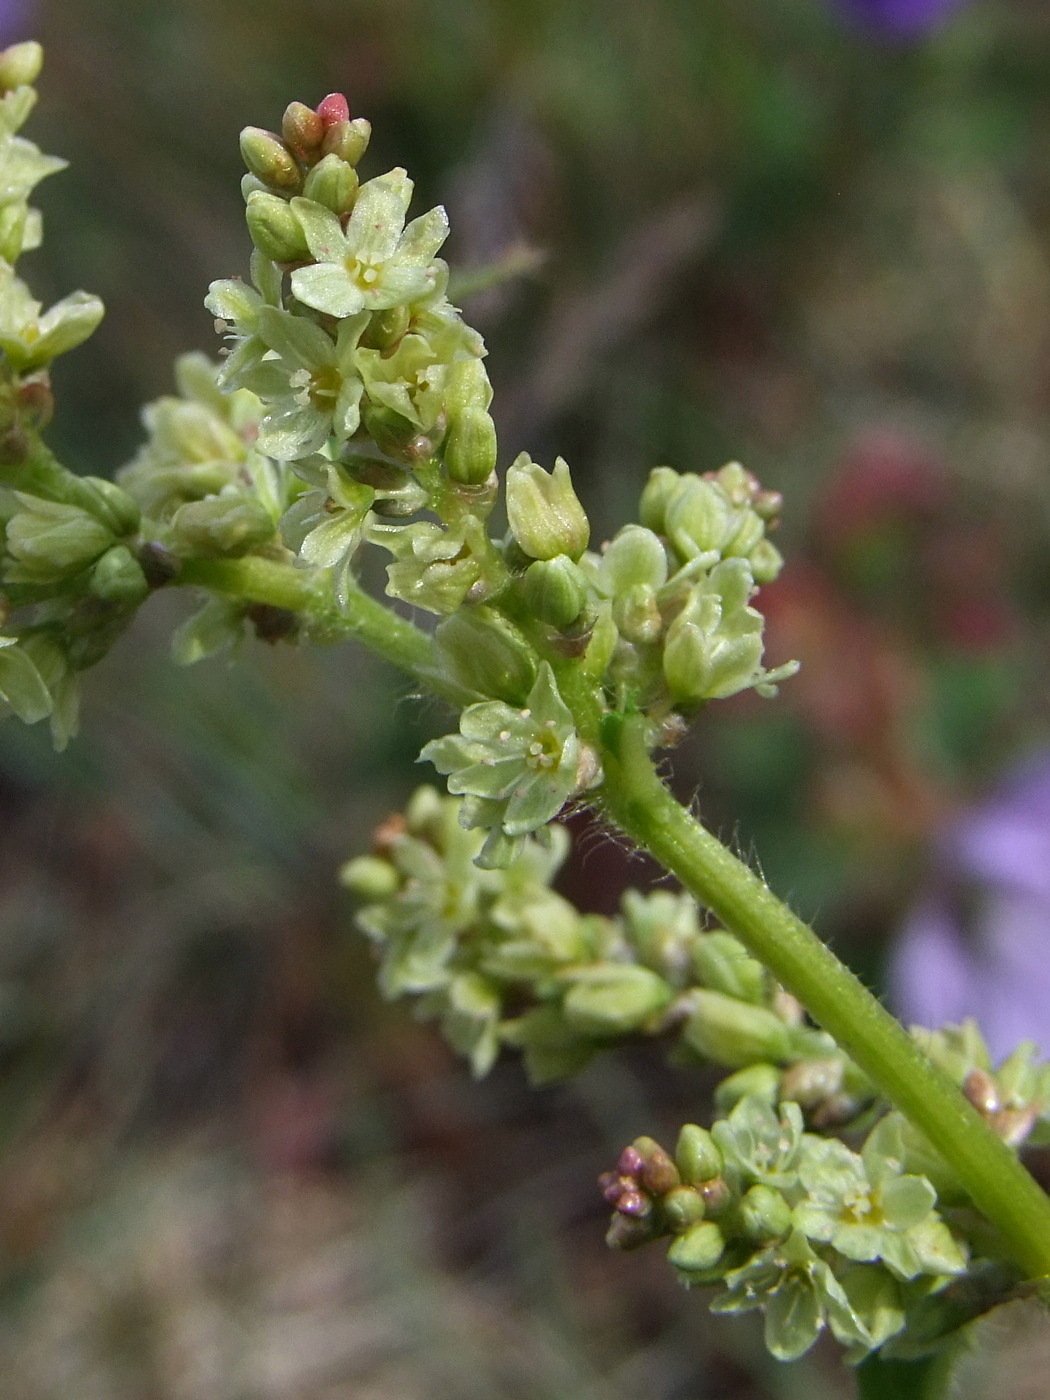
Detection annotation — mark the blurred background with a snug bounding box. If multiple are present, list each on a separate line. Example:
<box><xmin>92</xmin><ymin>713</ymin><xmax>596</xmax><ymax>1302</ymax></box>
<box><xmin>4</xmin><ymin>0</ymin><xmax>1050</xmax><ymax>1395</ymax></box>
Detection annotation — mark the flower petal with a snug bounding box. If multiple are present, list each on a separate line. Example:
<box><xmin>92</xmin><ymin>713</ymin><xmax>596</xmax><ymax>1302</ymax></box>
<box><xmin>291</xmin><ymin>263</ymin><xmax>366</xmax><ymax>319</ymax></box>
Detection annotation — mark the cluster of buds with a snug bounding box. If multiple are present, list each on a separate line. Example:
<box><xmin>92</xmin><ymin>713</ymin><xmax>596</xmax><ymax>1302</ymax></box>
<box><xmin>0</xmin><ymin>45</ymin><xmax>129</xmax><ymax>746</ymax></box>
<box><xmin>423</xmin><ymin>459</ymin><xmax>797</xmax><ymax>860</ymax></box>
<box><xmin>0</xmin><ymin>43</ymin><xmax>103</xmax><ymax>430</ymax></box>
<box><xmin>599</xmin><ymin>1094</ymin><xmax>973</xmax><ymax>1365</ymax></box>
<box><xmin>344</xmin><ymin>787</ymin><xmax>881</xmax><ymax>1099</ymax></box>
<box><xmin>178</xmin><ymin>90</ymin><xmax>506</xmax><ymax>620</ymax></box>
<box><xmin>914</xmin><ymin>1020</ymin><xmax>1050</xmax><ymax>1150</ymax></box>
<box><xmin>239</xmin><ymin>93</ymin><xmax>371</xmax><ymax>263</ymax></box>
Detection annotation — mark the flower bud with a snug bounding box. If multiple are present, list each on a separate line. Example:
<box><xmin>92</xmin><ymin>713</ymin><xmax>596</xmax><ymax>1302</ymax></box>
<box><xmin>434</xmin><ymin>608</ymin><xmax>536</xmax><ymax>704</ymax></box>
<box><xmin>302</xmin><ymin>154</ymin><xmax>359</xmax><ymax>215</ymax></box>
<box><xmin>714</xmin><ymin>1063</ymin><xmax>781</xmax><ymax>1114</ymax></box>
<box><xmin>506</xmin><ymin>454</ymin><xmax>589</xmax><ymax>561</ymax></box>
<box><xmin>631</xmin><ymin>1136</ymin><xmax>681</xmax><ymax>1196</ymax></box>
<box><xmin>605</xmin><ymin>1212</ymin><xmax>658</xmax><ymax>1251</ymax></box>
<box><xmin>690</xmin><ymin>931</ymin><xmax>767</xmax><ymax>1003</ymax></box>
<box><xmin>16</xmin><ymin>374</ymin><xmax>53</xmax><ymax>430</ymax></box>
<box><xmin>0</xmin><ymin>41</ymin><xmax>42</xmax><ymax>91</ymax></box>
<box><xmin>0</xmin><ymin>202</ymin><xmax>26</xmax><ymax>265</ymax></box>
<box><xmin>245</xmin><ymin>191</ymin><xmax>310</xmax><ymax>263</ymax></box>
<box><xmin>562</xmin><ymin>964</ymin><xmax>672</xmax><ymax>1037</ymax></box>
<box><xmin>662</xmin><ymin>1186</ymin><xmax>707</xmax><ymax>1232</ymax></box>
<box><xmin>748</xmin><ymin>538</ymin><xmax>783</xmax><ymax>586</ymax></box>
<box><xmin>683</xmin><ymin>989</ymin><xmax>792</xmax><ymax>1068</ymax></box>
<box><xmin>710</xmin><ymin>460</ymin><xmax>754</xmax><ymax>507</ymax></box>
<box><xmin>359</xmin><ymin>305</ymin><xmax>411</xmax><ymax>353</ymax></box>
<box><xmin>239</xmin><ymin>127</ymin><xmax>301</xmax><ymax>192</ymax></box>
<box><xmin>724</xmin><ymin>511</ymin><xmax>765</xmax><ymax>560</ymax></box>
<box><xmin>317</xmin><ymin>92</ymin><xmax>350</xmax><ymax>128</ymax></box>
<box><xmin>699</xmin><ymin>1176</ymin><xmax>734</xmax><ymax>1217</ymax></box>
<box><xmin>666</xmin><ymin>1220</ymin><xmax>725</xmax><ymax>1275</ymax></box>
<box><xmin>779</xmin><ymin>1057</ymin><xmax>845</xmax><ymax>1112</ymax></box>
<box><xmin>445</xmin><ymin>358</ymin><xmax>493</xmax><ymax>416</ymax></box>
<box><xmin>282</xmin><ymin>101</ymin><xmax>325</xmax><ymax>162</ymax></box>
<box><xmin>638</xmin><ymin>466</ymin><xmax>681</xmax><ymax>534</ymax></box>
<box><xmin>664</xmin><ymin>476</ymin><xmax>733</xmax><ymax>558</ymax></box>
<box><xmin>88</xmin><ymin>545</ymin><xmax>149</xmax><ymax>606</ymax></box>
<box><xmin>602</xmin><ymin>524</ymin><xmax>669</xmax><ymax>594</ymax></box>
<box><xmin>241</xmin><ymin>173</ymin><xmax>270</xmax><ymax>201</ymax></box>
<box><xmin>80</xmin><ymin>478</ymin><xmax>140</xmax><ymax>536</ymax></box>
<box><xmin>361</xmin><ymin>401</ymin><xmax>416</xmax><ymax>458</ymax></box>
<box><xmin>675</xmin><ymin>1124</ymin><xmax>723</xmax><ymax>1184</ymax></box>
<box><xmin>520</xmin><ymin>556</ymin><xmax>589</xmax><ymax>630</ymax></box>
<box><xmin>5</xmin><ymin>497</ymin><xmax>113</xmax><ymax>582</ymax></box>
<box><xmin>169</xmin><ymin>494</ymin><xmax>275</xmax><ymax>559</ymax></box>
<box><xmin>444</xmin><ymin>407</ymin><xmax>497</xmax><ymax>486</ymax></box>
<box><xmin>738</xmin><ymin>1184</ymin><xmax>792</xmax><ymax>1243</ymax></box>
<box><xmin>321</xmin><ymin>118</ymin><xmax>372</xmax><ymax>167</ymax></box>
<box><xmin>339</xmin><ymin>854</ymin><xmax>400</xmax><ymax>901</ymax></box>
<box><xmin>612</xmin><ymin>584</ymin><xmax>662</xmax><ymax>645</ymax></box>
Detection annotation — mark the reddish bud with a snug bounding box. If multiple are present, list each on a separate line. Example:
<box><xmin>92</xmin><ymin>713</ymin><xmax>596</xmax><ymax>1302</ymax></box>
<box><xmin>617</xmin><ymin>1145</ymin><xmax>644</xmax><ymax>1177</ymax></box>
<box><xmin>317</xmin><ymin>92</ymin><xmax>350</xmax><ymax>128</ymax></box>
<box><xmin>616</xmin><ymin>1190</ymin><xmax>652</xmax><ymax>1218</ymax></box>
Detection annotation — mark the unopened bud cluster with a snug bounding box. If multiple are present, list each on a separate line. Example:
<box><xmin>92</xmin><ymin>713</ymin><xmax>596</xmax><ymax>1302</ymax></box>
<box><xmin>598</xmin><ymin>1092</ymin><xmax>973</xmax><ymax>1365</ymax></box>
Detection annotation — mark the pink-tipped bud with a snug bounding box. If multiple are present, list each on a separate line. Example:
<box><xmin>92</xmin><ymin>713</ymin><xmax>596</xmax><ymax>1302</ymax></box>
<box><xmin>616</xmin><ymin>1190</ymin><xmax>651</xmax><ymax>1219</ymax></box>
<box><xmin>617</xmin><ymin>1145</ymin><xmax>644</xmax><ymax>1178</ymax></box>
<box><xmin>598</xmin><ymin>1171</ymin><xmax>625</xmax><ymax>1205</ymax></box>
<box><xmin>317</xmin><ymin>92</ymin><xmax>350</xmax><ymax>128</ymax></box>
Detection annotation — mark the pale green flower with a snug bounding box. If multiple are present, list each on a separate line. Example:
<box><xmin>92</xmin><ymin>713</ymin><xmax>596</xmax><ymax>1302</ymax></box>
<box><xmin>0</xmin><ymin>635</ymin><xmax>51</xmax><ymax>722</ymax></box>
<box><xmin>16</xmin><ymin>632</ymin><xmax>79</xmax><ymax>749</ymax></box>
<box><xmin>711</xmin><ymin>1228</ymin><xmax>871</xmax><ymax>1361</ymax></box>
<box><xmin>238</xmin><ymin>305</ymin><xmax>369</xmax><ymax>460</ymax></box>
<box><xmin>280</xmin><ymin>457</ymin><xmax>374</xmax><ymax>574</ymax></box>
<box><xmin>0</xmin><ymin>132</ymin><xmax>64</xmax><ymax>207</ymax></box>
<box><xmin>118</xmin><ymin>353</ymin><xmax>261</xmax><ymax>519</ymax></box>
<box><xmin>794</xmin><ymin>1136</ymin><xmax>967</xmax><ymax>1280</ymax></box>
<box><xmin>662</xmin><ymin>558</ymin><xmax>798</xmax><ymax>704</ymax></box>
<box><xmin>171</xmin><ymin>597</ymin><xmax>247</xmax><ymax>667</ymax></box>
<box><xmin>205</xmin><ymin>251</ymin><xmax>283</xmax><ymax>389</ymax></box>
<box><xmin>711</xmin><ymin>1094</ymin><xmax>804</xmax><ymax>1191</ymax></box>
<box><xmin>420</xmin><ymin>662</ymin><xmax>596</xmax><ymax>867</ymax></box>
<box><xmin>289</xmin><ymin>174</ymin><xmax>448</xmax><ymax>318</ymax></box>
<box><xmin>0</xmin><ymin>265</ymin><xmax>102</xmax><ymax>371</ymax></box>
<box><xmin>369</xmin><ymin>517</ymin><xmax>484</xmax><ymax>615</ymax></box>
<box><xmin>354</xmin><ymin>302</ymin><xmax>488</xmax><ymax>433</ymax></box>
<box><xmin>356</xmin><ymin>332</ymin><xmax>451</xmax><ymax>433</ymax></box>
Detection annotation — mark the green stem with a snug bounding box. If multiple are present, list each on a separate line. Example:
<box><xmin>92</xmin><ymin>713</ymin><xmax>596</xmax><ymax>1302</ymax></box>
<box><xmin>855</xmin><ymin>1348</ymin><xmax>962</xmax><ymax>1400</ymax></box>
<box><xmin>597</xmin><ymin>710</ymin><xmax>1050</xmax><ymax>1282</ymax></box>
<box><xmin>175</xmin><ymin>556</ymin><xmax>464</xmax><ymax>698</ymax></box>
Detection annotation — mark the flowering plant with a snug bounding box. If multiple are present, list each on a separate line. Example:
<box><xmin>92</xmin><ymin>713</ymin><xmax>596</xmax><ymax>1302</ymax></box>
<box><xmin>2</xmin><ymin>43</ymin><xmax>1049</xmax><ymax>1397</ymax></box>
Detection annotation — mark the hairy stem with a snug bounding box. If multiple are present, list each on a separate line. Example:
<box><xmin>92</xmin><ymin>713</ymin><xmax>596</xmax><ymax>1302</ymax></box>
<box><xmin>597</xmin><ymin>709</ymin><xmax>1050</xmax><ymax>1281</ymax></box>
<box><xmin>175</xmin><ymin>556</ymin><xmax>463</xmax><ymax>697</ymax></box>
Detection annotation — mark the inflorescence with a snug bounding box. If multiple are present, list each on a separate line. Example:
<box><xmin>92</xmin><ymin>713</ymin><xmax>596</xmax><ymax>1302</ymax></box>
<box><xmin>1</xmin><ymin>49</ymin><xmax>1047</xmax><ymax>1371</ymax></box>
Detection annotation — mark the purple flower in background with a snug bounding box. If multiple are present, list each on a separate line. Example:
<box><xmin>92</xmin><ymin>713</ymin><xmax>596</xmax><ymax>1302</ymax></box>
<box><xmin>0</xmin><ymin>0</ymin><xmax>32</xmax><ymax>45</ymax></box>
<box><xmin>892</xmin><ymin>751</ymin><xmax>1050</xmax><ymax>1059</ymax></box>
<box><xmin>836</xmin><ymin>0</ymin><xmax>964</xmax><ymax>37</ymax></box>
